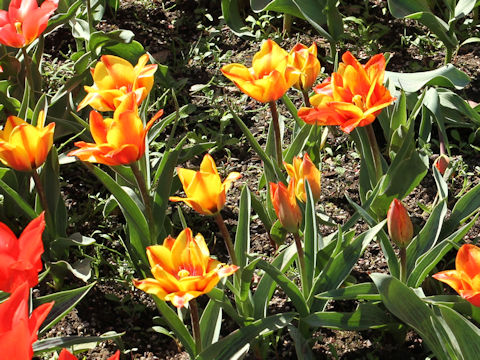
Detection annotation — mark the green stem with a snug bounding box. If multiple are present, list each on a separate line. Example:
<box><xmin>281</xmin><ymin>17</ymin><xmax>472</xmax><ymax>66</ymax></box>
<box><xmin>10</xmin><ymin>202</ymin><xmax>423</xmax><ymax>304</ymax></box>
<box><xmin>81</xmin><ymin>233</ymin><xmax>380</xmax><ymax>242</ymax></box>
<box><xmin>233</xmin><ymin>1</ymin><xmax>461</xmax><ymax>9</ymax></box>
<box><xmin>269</xmin><ymin>101</ymin><xmax>283</xmax><ymax>167</ymax></box>
<box><xmin>31</xmin><ymin>170</ymin><xmax>55</xmax><ymax>239</ymax></box>
<box><xmin>214</xmin><ymin>212</ymin><xmax>238</xmax><ymax>266</ymax></box>
<box><xmin>445</xmin><ymin>47</ymin><xmax>453</xmax><ymax>65</ymax></box>
<box><xmin>399</xmin><ymin>247</ymin><xmax>407</xmax><ymax>283</ymax></box>
<box><xmin>365</xmin><ymin>124</ymin><xmax>383</xmax><ymax>184</ymax></box>
<box><xmin>130</xmin><ymin>162</ymin><xmax>154</xmax><ymax>240</ymax></box>
<box><xmin>294</xmin><ymin>232</ymin><xmax>308</xmax><ymax>296</ymax></box>
<box><xmin>21</xmin><ymin>47</ymin><xmax>35</xmax><ymax>101</ymax></box>
<box><xmin>438</xmin><ymin>127</ymin><xmax>446</xmax><ymax>156</ymax></box>
<box><xmin>283</xmin><ymin>13</ymin><xmax>292</xmax><ymax>35</ymax></box>
<box><xmin>301</xmin><ymin>88</ymin><xmax>311</xmax><ymax>108</ymax></box>
<box><xmin>190</xmin><ymin>299</ymin><xmax>202</xmax><ymax>353</ymax></box>
<box><xmin>330</xmin><ymin>42</ymin><xmax>338</xmax><ymax>71</ymax></box>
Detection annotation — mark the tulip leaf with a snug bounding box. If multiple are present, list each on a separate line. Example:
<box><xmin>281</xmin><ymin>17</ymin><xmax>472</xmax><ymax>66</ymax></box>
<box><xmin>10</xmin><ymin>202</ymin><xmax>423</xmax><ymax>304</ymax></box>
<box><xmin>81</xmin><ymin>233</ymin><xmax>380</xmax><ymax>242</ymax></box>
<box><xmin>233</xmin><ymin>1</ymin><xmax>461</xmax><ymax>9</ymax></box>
<box><xmin>221</xmin><ymin>0</ymin><xmax>255</xmax><ymax>39</ymax></box>
<box><xmin>288</xmin><ymin>325</ymin><xmax>315</xmax><ymax>360</ymax></box>
<box><xmin>371</xmin><ymin>273</ymin><xmax>451</xmax><ymax>360</ymax></box>
<box><xmin>309</xmin><ymin>220</ymin><xmax>387</xmax><ymax>312</ymax></box>
<box><xmin>50</xmin><ymin>259</ymin><xmax>92</xmax><ymax>283</ymax></box>
<box><xmin>250</xmin><ymin>0</ymin><xmax>305</xmax><ymax>19</ymax></box>
<box><xmin>253</xmin><ymin>244</ymin><xmax>297</xmax><ymax>318</ymax></box>
<box><xmin>35</xmin><ymin>282</ymin><xmax>97</xmax><ymax>335</ymax></box>
<box><xmin>303</xmin><ymin>181</ymin><xmax>319</xmax><ymax>295</ymax></box>
<box><xmin>284</xmin><ymin>124</ymin><xmax>314</xmax><ymax>167</ymax></box>
<box><xmin>316</xmin><ymin>283</ymin><xmax>381</xmax><ymax>301</ymax></box>
<box><xmin>291</xmin><ymin>0</ymin><xmax>334</xmax><ymax>42</ymax></box>
<box><xmin>88</xmin><ymin>30</ymin><xmax>135</xmax><ymax>55</ymax></box>
<box><xmin>235</xmin><ymin>186</ymin><xmax>251</xmax><ymax>270</ymax></box>
<box><xmin>33</xmin><ymin>332</ymin><xmax>124</xmax><ymax>354</ymax></box>
<box><xmin>196</xmin><ymin>313</ymin><xmax>296</xmax><ymax>360</ymax></box>
<box><xmin>406</xmin><ymin>198</ymin><xmax>447</xmax><ymax>273</ymax></box>
<box><xmin>385</xmin><ymin>64</ymin><xmax>470</xmax><ymax>92</ymax></box>
<box><xmin>304</xmin><ymin>303</ymin><xmax>395</xmax><ymax>330</ymax></box>
<box><xmin>437</xmin><ymin>88</ymin><xmax>480</xmax><ymax>126</ymax></box>
<box><xmin>424</xmin><ymin>295</ymin><xmax>480</xmax><ymax>325</ymax></box>
<box><xmin>281</xmin><ymin>94</ymin><xmax>305</xmax><ymax>128</ymax></box>
<box><xmin>208</xmin><ymin>287</ymin><xmax>245</xmax><ymax>326</ymax></box>
<box><xmin>387</xmin><ymin>0</ymin><xmax>430</xmax><ymax>17</ymax></box>
<box><xmin>407</xmin><ymin>214</ymin><xmax>478</xmax><ymax>288</ymax></box>
<box><xmin>0</xmin><ymin>175</ymin><xmax>36</xmax><ymax>220</ymax></box>
<box><xmin>45</xmin><ymin>0</ymin><xmax>83</xmax><ymax>34</ymax></box>
<box><xmin>251</xmin><ymin>191</ymin><xmax>274</xmax><ymax>231</ymax></box>
<box><xmin>199</xmin><ymin>299</ymin><xmax>223</xmax><ymax>349</ymax></box>
<box><xmin>105</xmin><ymin>40</ymin><xmax>147</xmax><ymax>65</ymax></box>
<box><xmin>270</xmin><ymin>219</ymin><xmax>288</xmax><ymax>246</ymax></box>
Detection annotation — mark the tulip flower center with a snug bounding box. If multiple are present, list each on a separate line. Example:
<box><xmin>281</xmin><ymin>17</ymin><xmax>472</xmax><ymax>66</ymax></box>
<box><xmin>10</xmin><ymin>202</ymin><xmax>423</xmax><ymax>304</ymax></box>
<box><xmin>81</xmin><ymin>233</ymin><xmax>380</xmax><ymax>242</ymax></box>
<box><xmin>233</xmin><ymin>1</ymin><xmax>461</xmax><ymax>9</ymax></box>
<box><xmin>352</xmin><ymin>94</ymin><xmax>366</xmax><ymax>111</ymax></box>
<box><xmin>14</xmin><ymin>22</ymin><xmax>23</xmax><ymax>35</ymax></box>
<box><xmin>177</xmin><ymin>269</ymin><xmax>190</xmax><ymax>278</ymax></box>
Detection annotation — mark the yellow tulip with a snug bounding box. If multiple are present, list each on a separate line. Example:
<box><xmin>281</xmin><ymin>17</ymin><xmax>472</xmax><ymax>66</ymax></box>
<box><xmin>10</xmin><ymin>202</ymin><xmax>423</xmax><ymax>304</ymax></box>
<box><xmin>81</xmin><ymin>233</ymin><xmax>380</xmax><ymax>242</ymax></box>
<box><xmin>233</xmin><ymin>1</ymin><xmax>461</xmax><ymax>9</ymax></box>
<box><xmin>221</xmin><ymin>39</ymin><xmax>300</xmax><ymax>103</ymax></box>
<box><xmin>0</xmin><ymin>111</ymin><xmax>55</xmax><ymax>172</ymax></box>
<box><xmin>69</xmin><ymin>93</ymin><xmax>162</xmax><ymax>166</ymax></box>
<box><xmin>288</xmin><ymin>43</ymin><xmax>320</xmax><ymax>91</ymax></box>
<box><xmin>77</xmin><ymin>54</ymin><xmax>157</xmax><ymax>112</ymax></box>
<box><xmin>284</xmin><ymin>153</ymin><xmax>321</xmax><ymax>203</ymax></box>
<box><xmin>169</xmin><ymin>154</ymin><xmax>241</xmax><ymax>216</ymax></box>
<box><xmin>133</xmin><ymin>228</ymin><xmax>238</xmax><ymax>308</ymax></box>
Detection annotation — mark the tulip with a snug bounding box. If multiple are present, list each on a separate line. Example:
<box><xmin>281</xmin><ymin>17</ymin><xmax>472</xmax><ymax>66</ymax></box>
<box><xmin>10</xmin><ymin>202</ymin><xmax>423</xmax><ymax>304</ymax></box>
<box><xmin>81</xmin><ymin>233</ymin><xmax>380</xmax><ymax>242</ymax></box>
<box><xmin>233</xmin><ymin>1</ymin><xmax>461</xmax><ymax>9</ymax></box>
<box><xmin>387</xmin><ymin>199</ymin><xmax>413</xmax><ymax>248</ymax></box>
<box><xmin>221</xmin><ymin>39</ymin><xmax>300</xmax><ymax>103</ymax></box>
<box><xmin>133</xmin><ymin>228</ymin><xmax>238</xmax><ymax>308</ymax></box>
<box><xmin>77</xmin><ymin>54</ymin><xmax>158</xmax><ymax>112</ymax></box>
<box><xmin>0</xmin><ymin>0</ymin><xmax>58</xmax><ymax>48</ymax></box>
<box><xmin>288</xmin><ymin>43</ymin><xmax>320</xmax><ymax>91</ymax></box>
<box><xmin>169</xmin><ymin>154</ymin><xmax>241</xmax><ymax>216</ymax></box>
<box><xmin>433</xmin><ymin>244</ymin><xmax>480</xmax><ymax>307</ymax></box>
<box><xmin>433</xmin><ymin>154</ymin><xmax>450</xmax><ymax>175</ymax></box>
<box><xmin>0</xmin><ymin>111</ymin><xmax>55</xmax><ymax>172</ymax></box>
<box><xmin>0</xmin><ymin>213</ymin><xmax>45</xmax><ymax>293</ymax></box>
<box><xmin>59</xmin><ymin>349</ymin><xmax>120</xmax><ymax>360</ymax></box>
<box><xmin>0</xmin><ymin>282</ymin><xmax>54</xmax><ymax>360</ymax></box>
<box><xmin>270</xmin><ymin>180</ymin><xmax>302</xmax><ymax>234</ymax></box>
<box><xmin>68</xmin><ymin>93</ymin><xmax>162</xmax><ymax>166</ymax></box>
<box><xmin>298</xmin><ymin>51</ymin><xmax>395</xmax><ymax>133</ymax></box>
<box><xmin>284</xmin><ymin>153</ymin><xmax>321</xmax><ymax>203</ymax></box>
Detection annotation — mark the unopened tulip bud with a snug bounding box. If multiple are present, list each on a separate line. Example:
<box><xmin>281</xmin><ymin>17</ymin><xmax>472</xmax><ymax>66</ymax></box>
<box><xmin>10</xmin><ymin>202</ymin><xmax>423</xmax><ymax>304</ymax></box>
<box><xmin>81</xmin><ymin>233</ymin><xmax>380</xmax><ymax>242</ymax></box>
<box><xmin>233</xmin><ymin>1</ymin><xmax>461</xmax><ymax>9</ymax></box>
<box><xmin>387</xmin><ymin>199</ymin><xmax>413</xmax><ymax>248</ymax></box>
<box><xmin>270</xmin><ymin>180</ymin><xmax>302</xmax><ymax>233</ymax></box>
<box><xmin>433</xmin><ymin>155</ymin><xmax>450</xmax><ymax>175</ymax></box>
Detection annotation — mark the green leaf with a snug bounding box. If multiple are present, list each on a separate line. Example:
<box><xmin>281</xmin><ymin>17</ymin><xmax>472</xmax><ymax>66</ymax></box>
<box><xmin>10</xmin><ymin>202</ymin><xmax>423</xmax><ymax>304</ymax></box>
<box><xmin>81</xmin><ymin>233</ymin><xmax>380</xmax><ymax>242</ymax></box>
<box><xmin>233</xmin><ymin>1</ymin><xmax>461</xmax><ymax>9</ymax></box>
<box><xmin>88</xmin><ymin>30</ymin><xmax>135</xmax><ymax>55</ymax></box>
<box><xmin>387</xmin><ymin>0</ymin><xmax>430</xmax><ymax>18</ymax></box>
<box><xmin>235</xmin><ymin>186</ymin><xmax>251</xmax><ymax>269</ymax></box>
<box><xmin>105</xmin><ymin>41</ymin><xmax>146</xmax><ymax>64</ymax></box>
<box><xmin>208</xmin><ymin>287</ymin><xmax>245</xmax><ymax>326</ymax></box>
<box><xmin>270</xmin><ymin>219</ymin><xmax>288</xmax><ymax>246</ymax></box>
<box><xmin>454</xmin><ymin>0</ymin><xmax>477</xmax><ymax>19</ymax></box>
<box><xmin>303</xmin><ymin>181</ymin><xmax>319</xmax><ymax>295</ymax></box>
<box><xmin>0</xmin><ymin>175</ymin><xmax>36</xmax><ymax>220</ymax></box>
<box><xmin>196</xmin><ymin>313</ymin><xmax>296</xmax><ymax>360</ymax></box>
<box><xmin>406</xmin><ymin>12</ymin><xmax>457</xmax><ymax>50</ymax></box>
<box><xmin>45</xmin><ymin>0</ymin><xmax>83</xmax><ymax>33</ymax></box>
<box><xmin>316</xmin><ymin>283</ymin><xmax>381</xmax><ymax>301</ymax></box>
<box><xmin>50</xmin><ymin>233</ymin><xmax>96</xmax><ymax>259</ymax></box>
<box><xmin>35</xmin><ymin>282</ymin><xmax>96</xmax><ymax>334</ymax></box>
<box><xmin>250</xmin><ymin>0</ymin><xmax>304</xmax><ymax>19</ymax></box>
<box><xmin>33</xmin><ymin>332</ymin><xmax>123</xmax><ymax>354</ymax></box>
<box><xmin>304</xmin><ymin>303</ymin><xmax>394</xmax><ymax>330</ymax></box>
<box><xmin>199</xmin><ymin>299</ymin><xmax>223</xmax><ymax>349</ymax></box>
<box><xmin>291</xmin><ymin>0</ymin><xmax>333</xmax><ymax>42</ymax></box>
<box><xmin>221</xmin><ymin>0</ymin><xmax>255</xmax><ymax>38</ymax></box>
<box><xmin>385</xmin><ymin>64</ymin><xmax>470</xmax><ymax>92</ymax></box>
<box><xmin>442</xmin><ymin>182</ymin><xmax>480</xmax><ymax>236</ymax></box>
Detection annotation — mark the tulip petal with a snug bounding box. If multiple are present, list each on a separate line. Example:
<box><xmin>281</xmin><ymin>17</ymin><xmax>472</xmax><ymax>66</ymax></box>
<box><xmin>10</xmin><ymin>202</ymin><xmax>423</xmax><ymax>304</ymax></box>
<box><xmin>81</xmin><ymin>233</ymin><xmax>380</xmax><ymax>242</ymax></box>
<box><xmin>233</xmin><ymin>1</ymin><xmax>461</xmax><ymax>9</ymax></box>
<box><xmin>132</xmin><ymin>277</ymin><xmax>170</xmax><ymax>300</ymax></box>
<box><xmin>456</xmin><ymin>244</ymin><xmax>480</xmax><ymax>279</ymax></box>
<box><xmin>147</xmin><ymin>245</ymin><xmax>174</xmax><ymax>273</ymax></box>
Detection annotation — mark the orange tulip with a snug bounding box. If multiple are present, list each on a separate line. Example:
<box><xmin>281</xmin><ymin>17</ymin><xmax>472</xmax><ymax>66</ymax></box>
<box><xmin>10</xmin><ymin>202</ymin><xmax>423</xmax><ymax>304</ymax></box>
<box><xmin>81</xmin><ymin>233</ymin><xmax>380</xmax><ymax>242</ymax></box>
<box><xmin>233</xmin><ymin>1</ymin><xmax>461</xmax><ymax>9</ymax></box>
<box><xmin>59</xmin><ymin>349</ymin><xmax>120</xmax><ymax>360</ymax></box>
<box><xmin>0</xmin><ymin>282</ymin><xmax>54</xmax><ymax>360</ymax></box>
<box><xmin>288</xmin><ymin>43</ymin><xmax>320</xmax><ymax>91</ymax></box>
<box><xmin>169</xmin><ymin>154</ymin><xmax>241</xmax><ymax>216</ymax></box>
<box><xmin>69</xmin><ymin>93</ymin><xmax>162</xmax><ymax>166</ymax></box>
<box><xmin>434</xmin><ymin>154</ymin><xmax>450</xmax><ymax>175</ymax></box>
<box><xmin>221</xmin><ymin>39</ymin><xmax>300</xmax><ymax>103</ymax></box>
<box><xmin>133</xmin><ymin>228</ymin><xmax>238</xmax><ymax>308</ymax></box>
<box><xmin>270</xmin><ymin>180</ymin><xmax>302</xmax><ymax>233</ymax></box>
<box><xmin>284</xmin><ymin>153</ymin><xmax>321</xmax><ymax>203</ymax></box>
<box><xmin>433</xmin><ymin>244</ymin><xmax>480</xmax><ymax>307</ymax></box>
<box><xmin>77</xmin><ymin>54</ymin><xmax>157</xmax><ymax>112</ymax></box>
<box><xmin>0</xmin><ymin>213</ymin><xmax>45</xmax><ymax>293</ymax></box>
<box><xmin>0</xmin><ymin>111</ymin><xmax>55</xmax><ymax>172</ymax></box>
<box><xmin>298</xmin><ymin>51</ymin><xmax>395</xmax><ymax>133</ymax></box>
<box><xmin>0</xmin><ymin>0</ymin><xmax>58</xmax><ymax>48</ymax></box>
<box><xmin>386</xmin><ymin>199</ymin><xmax>413</xmax><ymax>248</ymax></box>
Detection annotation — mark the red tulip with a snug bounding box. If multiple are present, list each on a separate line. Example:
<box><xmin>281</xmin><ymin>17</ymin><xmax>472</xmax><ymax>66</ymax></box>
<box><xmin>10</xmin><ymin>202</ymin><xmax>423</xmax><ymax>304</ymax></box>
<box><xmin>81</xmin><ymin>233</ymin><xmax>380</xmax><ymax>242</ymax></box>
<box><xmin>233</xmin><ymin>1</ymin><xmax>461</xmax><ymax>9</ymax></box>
<box><xmin>0</xmin><ymin>283</ymin><xmax>53</xmax><ymax>360</ymax></box>
<box><xmin>0</xmin><ymin>213</ymin><xmax>45</xmax><ymax>293</ymax></box>
<box><xmin>270</xmin><ymin>180</ymin><xmax>302</xmax><ymax>233</ymax></box>
<box><xmin>58</xmin><ymin>349</ymin><xmax>120</xmax><ymax>360</ymax></box>
<box><xmin>387</xmin><ymin>199</ymin><xmax>413</xmax><ymax>248</ymax></box>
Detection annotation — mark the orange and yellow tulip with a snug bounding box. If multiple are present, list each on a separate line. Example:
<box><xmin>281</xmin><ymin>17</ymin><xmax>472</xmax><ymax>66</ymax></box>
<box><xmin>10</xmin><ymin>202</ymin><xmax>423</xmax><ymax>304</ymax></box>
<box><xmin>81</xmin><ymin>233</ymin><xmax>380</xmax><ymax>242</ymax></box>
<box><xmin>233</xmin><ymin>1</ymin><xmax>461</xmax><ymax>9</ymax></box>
<box><xmin>69</xmin><ymin>93</ymin><xmax>162</xmax><ymax>166</ymax></box>
<box><xmin>0</xmin><ymin>0</ymin><xmax>58</xmax><ymax>48</ymax></box>
<box><xmin>298</xmin><ymin>51</ymin><xmax>395</xmax><ymax>133</ymax></box>
<box><xmin>270</xmin><ymin>180</ymin><xmax>302</xmax><ymax>233</ymax></box>
<box><xmin>288</xmin><ymin>43</ymin><xmax>320</xmax><ymax>91</ymax></box>
<box><xmin>284</xmin><ymin>153</ymin><xmax>321</xmax><ymax>203</ymax></box>
<box><xmin>221</xmin><ymin>39</ymin><xmax>300</xmax><ymax>103</ymax></box>
<box><xmin>0</xmin><ymin>111</ymin><xmax>55</xmax><ymax>172</ymax></box>
<box><xmin>77</xmin><ymin>54</ymin><xmax>157</xmax><ymax>112</ymax></box>
<box><xmin>133</xmin><ymin>228</ymin><xmax>238</xmax><ymax>308</ymax></box>
<box><xmin>433</xmin><ymin>244</ymin><xmax>480</xmax><ymax>307</ymax></box>
<box><xmin>0</xmin><ymin>282</ymin><xmax>54</xmax><ymax>360</ymax></box>
<box><xmin>169</xmin><ymin>154</ymin><xmax>241</xmax><ymax>216</ymax></box>
<box><xmin>386</xmin><ymin>199</ymin><xmax>413</xmax><ymax>248</ymax></box>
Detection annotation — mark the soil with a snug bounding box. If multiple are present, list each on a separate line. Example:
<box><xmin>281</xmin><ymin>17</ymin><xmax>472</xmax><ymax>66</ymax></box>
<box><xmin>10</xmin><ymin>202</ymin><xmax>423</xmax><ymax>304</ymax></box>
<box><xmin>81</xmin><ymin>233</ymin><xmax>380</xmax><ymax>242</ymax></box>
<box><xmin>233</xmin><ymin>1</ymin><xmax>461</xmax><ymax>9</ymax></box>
<box><xmin>34</xmin><ymin>0</ymin><xmax>480</xmax><ymax>359</ymax></box>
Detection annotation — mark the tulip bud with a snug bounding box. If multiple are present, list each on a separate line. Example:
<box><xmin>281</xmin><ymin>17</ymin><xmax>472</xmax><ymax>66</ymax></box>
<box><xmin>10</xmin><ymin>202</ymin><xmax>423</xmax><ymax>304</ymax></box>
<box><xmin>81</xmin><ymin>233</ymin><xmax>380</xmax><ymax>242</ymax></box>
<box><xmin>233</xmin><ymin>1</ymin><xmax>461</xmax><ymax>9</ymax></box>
<box><xmin>387</xmin><ymin>199</ymin><xmax>413</xmax><ymax>248</ymax></box>
<box><xmin>284</xmin><ymin>153</ymin><xmax>321</xmax><ymax>203</ymax></box>
<box><xmin>433</xmin><ymin>154</ymin><xmax>450</xmax><ymax>175</ymax></box>
<box><xmin>270</xmin><ymin>181</ymin><xmax>302</xmax><ymax>233</ymax></box>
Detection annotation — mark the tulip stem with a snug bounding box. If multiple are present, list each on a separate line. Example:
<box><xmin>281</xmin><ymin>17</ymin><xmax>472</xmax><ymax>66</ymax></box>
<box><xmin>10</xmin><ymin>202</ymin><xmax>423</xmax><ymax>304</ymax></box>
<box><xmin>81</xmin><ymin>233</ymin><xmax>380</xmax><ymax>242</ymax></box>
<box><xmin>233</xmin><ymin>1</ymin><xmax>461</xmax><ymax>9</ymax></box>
<box><xmin>214</xmin><ymin>212</ymin><xmax>238</xmax><ymax>266</ymax></box>
<box><xmin>293</xmin><ymin>232</ymin><xmax>308</xmax><ymax>296</ymax></box>
<box><xmin>269</xmin><ymin>101</ymin><xmax>283</xmax><ymax>167</ymax></box>
<box><xmin>131</xmin><ymin>162</ymin><xmax>154</xmax><ymax>240</ymax></box>
<box><xmin>365</xmin><ymin>124</ymin><xmax>383</xmax><ymax>185</ymax></box>
<box><xmin>189</xmin><ymin>299</ymin><xmax>202</xmax><ymax>353</ymax></box>
<box><xmin>301</xmin><ymin>89</ymin><xmax>311</xmax><ymax>108</ymax></box>
<box><xmin>399</xmin><ymin>247</ymin><xmax>407</xmax><ymax>283</ymax></box>
<box><xmin>21</xmin><ymin>47</ymin><xmax>35</xmax><ymax>102</ymax></box>
<box><xmin>31</xmin><ymin>170</ymin><xmax>55</xmax><ymax>239</ymax></box>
